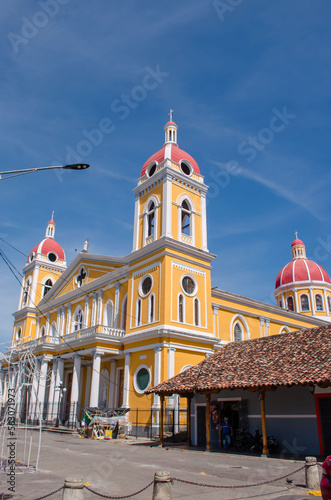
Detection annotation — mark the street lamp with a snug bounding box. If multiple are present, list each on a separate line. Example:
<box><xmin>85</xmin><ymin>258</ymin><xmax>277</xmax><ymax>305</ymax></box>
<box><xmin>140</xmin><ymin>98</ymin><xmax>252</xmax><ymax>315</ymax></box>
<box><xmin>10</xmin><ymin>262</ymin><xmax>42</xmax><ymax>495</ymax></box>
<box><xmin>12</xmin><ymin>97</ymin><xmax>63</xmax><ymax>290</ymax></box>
<box><xmin>0</xmin><ymin>163</ymin><xmax>90</xmax><ymax>180</ymax></box>
<box><xmin>55</xmin><ymin>381</ymin><xmax>67</xmax><ymax>428</ymax></box>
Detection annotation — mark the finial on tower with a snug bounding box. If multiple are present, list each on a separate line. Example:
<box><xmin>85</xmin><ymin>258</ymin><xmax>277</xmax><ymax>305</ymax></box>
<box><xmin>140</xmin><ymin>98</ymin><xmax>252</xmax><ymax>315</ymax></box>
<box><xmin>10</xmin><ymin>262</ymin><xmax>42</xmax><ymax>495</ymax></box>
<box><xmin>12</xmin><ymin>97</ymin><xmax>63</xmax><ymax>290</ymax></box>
<box><xmin>51</xmin><ymin>211</ymin><xmax>54</xmax><ymax>221</ymax></box>
<box><xmin>168</xmin><ymin>108</ymin><xmax>174</xmax><ymax>122</ymax></box>
<box><xmin>295</xmin><ymin>231</ymin><xmax>298</xmax><ymax>239</ymax></box>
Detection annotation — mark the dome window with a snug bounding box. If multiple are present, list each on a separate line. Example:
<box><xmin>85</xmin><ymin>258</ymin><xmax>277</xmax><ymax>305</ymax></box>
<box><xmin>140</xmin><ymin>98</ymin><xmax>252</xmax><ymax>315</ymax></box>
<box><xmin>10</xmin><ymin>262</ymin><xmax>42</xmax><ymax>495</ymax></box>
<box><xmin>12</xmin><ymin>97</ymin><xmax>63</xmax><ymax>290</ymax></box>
<box><xmin>315</xmin><ymin>294</ymin><xmax>324</xmax><ymax>311</ymax></box>
<box><xmin>300</xmin><ymin>294</ymin><xmax>310</xmax><ymax>312</ymax></box>
<box><xmin>180</xmin><ymin>161</ymin><xmax>192</xmax><ymax>176</ymax></box>
<box><xmin>148</xmin><ymin>162</ymin><xmax>157</xmax><ymax>177</ymax></box>
<box><xmin>29</xmin><ymin>253</ymin><xmax>35</xmax><ymax>263</ymax></box>
<box><xmin>48</xmin><ymin>252</ymin><xmax>57</xmax><ymax>263</ymax></box>
<box><xmin>286</xmin><ymin>296</ymin><xmax>294</xmax><ymax>311</ymax></box>
<box><xmin>328</xmin><ymin>296</ymin><xmax>331</xmax><ymax>313</ymax></box>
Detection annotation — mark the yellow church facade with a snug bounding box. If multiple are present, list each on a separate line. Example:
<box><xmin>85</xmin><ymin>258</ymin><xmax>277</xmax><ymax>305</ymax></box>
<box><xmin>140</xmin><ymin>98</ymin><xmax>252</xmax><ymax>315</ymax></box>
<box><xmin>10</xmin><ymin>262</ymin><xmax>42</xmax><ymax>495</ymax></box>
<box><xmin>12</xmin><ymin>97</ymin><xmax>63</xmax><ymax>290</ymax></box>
<box><xmin>4</xmin><ymin>118</ymin><xmax>331</xmax><ymax>431</ymax></box>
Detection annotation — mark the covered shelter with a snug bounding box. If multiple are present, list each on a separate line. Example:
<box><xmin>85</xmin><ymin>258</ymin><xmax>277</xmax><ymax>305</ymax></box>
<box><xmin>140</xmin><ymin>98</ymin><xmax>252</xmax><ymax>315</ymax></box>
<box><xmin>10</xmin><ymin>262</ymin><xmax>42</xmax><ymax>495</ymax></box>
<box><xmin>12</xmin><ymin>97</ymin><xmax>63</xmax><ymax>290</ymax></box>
<box><xmin>147</xmin><ymin>324</ymin><xmax>331</xmax><ymax>455</ymax></box>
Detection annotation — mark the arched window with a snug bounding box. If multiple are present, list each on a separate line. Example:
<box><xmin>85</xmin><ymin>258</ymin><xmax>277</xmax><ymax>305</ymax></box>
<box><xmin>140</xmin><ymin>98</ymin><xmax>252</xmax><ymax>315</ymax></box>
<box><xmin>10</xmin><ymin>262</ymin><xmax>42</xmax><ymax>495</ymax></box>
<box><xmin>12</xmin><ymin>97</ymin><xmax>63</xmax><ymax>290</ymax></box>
<box><xmin>121</xmin><ymin>295</ymin><xmax>127</xmax><ymax>330</ymax></box>
<box><xmin>328</xmin><ymin>296</ymin><xmax>331</xmax><ymax>313</ymax></box>
<box><xmin>103</xmin><ymin>300</ymin><xmax>114</xmax><ymax>327</ymax></box>
<box><xmin>315</xmin><ymin>294</ymin><xmax>323</xmax><ymax>311</ymax></box>
<box><xmin>40</xmin><ymin>325</ymin><xmax>46</xmax><ymax>337</ymax></box>
<box><xmin>136</xmin><ymin>298</ymin><xmax>142</xmax><ymax>326</ymax></box>
<box><xmin>147</xmin><ymin>201</ymin><xmax>155</xmax><ymax>237</ymax></box>
<box><xmin>287</xmin><ymin>296</ymin><xmax>294</xmax><ymax>311</ymax></box>
<box><xmin>16</xmin><ymin>327</ymin><xmax>22</xmax><ymax>342</ymax></box>
<box><xmin>181</xmin><ymin>200</ymin><xmax>191</xmax><ymax>236</ymax></box>
<box><xmin>43</xmin><ymin>279</ymin><xmax>53</xmax><ymax>297</ymax></box>
<box><xmin>194</xmin><ymin>298</ymin><xmax>200</xmax><ymax>326</ymax></box>
<box><xmin>300</xmin><ymin>294</ymin><xmax>310</xmax><ymax>311</ymax></box>
<box><xmin>178</xmin><ymin>294</ymin><xmax>184</xmax><ymax>323</ymax></box>
<box><xmin>149</xmin><ymin>294</ymin><xmax>155</xmax><ymax>323</ymax></box>
<box><xmin>73</xmin><ymin>308</ymin><xmax>83</xmax><ymax>331</ymax></box>
<box><xmin>22</xmin><ymin>278</ymin><xmax>31</xmax><ymax>306</ymax></box>
<box><xmin>234</xmin><ymin>322</ymin><xmax>243</xmax><ymax>342</ymax></box>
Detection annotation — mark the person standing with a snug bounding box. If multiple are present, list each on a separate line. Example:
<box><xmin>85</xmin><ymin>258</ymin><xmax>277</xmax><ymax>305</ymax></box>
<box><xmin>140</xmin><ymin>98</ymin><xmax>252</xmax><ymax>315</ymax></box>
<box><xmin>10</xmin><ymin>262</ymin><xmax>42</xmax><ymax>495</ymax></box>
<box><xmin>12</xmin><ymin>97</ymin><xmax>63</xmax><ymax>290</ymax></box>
<box><xmin>220</xmin><ymin>417</ymin><xmax>233</xmax><ymax>451</ymax></box>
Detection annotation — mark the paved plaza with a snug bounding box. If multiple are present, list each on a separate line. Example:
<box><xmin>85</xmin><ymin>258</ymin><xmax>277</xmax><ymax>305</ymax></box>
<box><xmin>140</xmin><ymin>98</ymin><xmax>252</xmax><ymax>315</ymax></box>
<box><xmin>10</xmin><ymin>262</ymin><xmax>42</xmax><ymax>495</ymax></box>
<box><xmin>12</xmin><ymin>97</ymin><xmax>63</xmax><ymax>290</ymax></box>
<box><xmin>0</xmin><ymin>430</ymin><xmax>320</xmax><ymax>499</ymax></box>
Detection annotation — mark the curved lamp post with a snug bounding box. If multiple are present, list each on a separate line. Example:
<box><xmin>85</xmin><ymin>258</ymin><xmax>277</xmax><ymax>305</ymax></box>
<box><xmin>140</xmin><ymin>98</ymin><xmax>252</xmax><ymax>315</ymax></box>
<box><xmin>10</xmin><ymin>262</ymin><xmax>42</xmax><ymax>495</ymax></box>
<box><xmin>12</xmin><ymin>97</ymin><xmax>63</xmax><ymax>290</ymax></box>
<box><xmin>0</xmin><ymin>163</ymin><xmax>90</xmax><ymax>180</ymax></box>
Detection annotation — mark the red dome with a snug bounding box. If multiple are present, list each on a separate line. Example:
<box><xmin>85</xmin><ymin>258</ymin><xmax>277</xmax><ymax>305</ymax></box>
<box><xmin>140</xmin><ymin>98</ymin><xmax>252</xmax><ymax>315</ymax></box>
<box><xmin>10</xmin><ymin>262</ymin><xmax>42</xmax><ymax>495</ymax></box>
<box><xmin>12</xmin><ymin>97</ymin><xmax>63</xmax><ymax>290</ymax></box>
<box><xmin>291</xmin><ymin>238</ymin><xmax>304</xmax><ymax>247</ymax></box>
<box><xmin>28</xmin><ymin>238</ymin><xmax>65</xmax><ymax>261</ymax></box>
<box><xmin>48</xmin><ymin>219</ymin><xmax>56</xmax><ymax>225</ymax></box>
<box><xmin>141</xmin><ymin>144</ymin><xmax>200</xmax><ymax>177</ymax></box>
<box><xmin>275</xmin><ymin>258</ymin><xmax>330</xmax><ymax>289</ymax></box>
<box><xmin>164</xmin><ymin>121</ymin><xmax>177</xmax><ymax>126</ymax></box>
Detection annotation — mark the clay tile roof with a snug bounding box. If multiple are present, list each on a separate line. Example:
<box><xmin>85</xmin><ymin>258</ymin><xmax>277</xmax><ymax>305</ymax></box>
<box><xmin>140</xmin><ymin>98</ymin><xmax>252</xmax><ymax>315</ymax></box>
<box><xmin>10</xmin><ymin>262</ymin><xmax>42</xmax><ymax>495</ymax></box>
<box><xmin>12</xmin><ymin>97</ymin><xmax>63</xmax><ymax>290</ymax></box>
<box><xmin>148</xmin><ymin>324</ymin><xmax>331</xmax><ymax>395</ymax></box>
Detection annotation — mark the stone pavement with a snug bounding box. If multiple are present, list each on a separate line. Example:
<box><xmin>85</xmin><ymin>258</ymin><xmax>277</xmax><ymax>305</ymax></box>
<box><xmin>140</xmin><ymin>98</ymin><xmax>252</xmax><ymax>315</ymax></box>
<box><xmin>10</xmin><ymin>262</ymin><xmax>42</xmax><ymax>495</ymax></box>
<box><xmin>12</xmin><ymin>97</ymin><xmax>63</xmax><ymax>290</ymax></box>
<box><xmin>0</xmin><ymin>430</ymin><xmax>319</xmax><ymax>499</ymax></box>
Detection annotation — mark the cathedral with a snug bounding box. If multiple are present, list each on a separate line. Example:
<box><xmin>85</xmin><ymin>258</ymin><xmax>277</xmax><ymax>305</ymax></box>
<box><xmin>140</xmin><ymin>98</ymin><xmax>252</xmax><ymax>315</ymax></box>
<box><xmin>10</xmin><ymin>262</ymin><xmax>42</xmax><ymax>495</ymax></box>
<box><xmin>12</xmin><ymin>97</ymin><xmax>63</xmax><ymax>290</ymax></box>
<box><xmin>3</xmin><ymin>117</ymin><xmax>331</xmax><ymax>433</ymax></box>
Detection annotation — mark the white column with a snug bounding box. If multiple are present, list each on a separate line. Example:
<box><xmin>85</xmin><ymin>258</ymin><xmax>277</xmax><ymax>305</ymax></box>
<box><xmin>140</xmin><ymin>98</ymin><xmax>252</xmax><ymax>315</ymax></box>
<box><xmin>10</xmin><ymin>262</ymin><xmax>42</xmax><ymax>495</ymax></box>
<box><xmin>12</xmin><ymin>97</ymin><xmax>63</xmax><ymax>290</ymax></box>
<box><xmin>213</xmin><ymin>307</ymin><xmax>218</xmax><ymax>337</ymax></box>
<box><xmin>132</xmin><ymin>194</ymin><xmax>140</xmax><ymax>251</ymax></box>
<box><xmin>114</xmin><ymin>283</ymin><xmax>121</xmax><ymax>328</ymax></box>
<box><xmin>260</xmin><ymin>318</ymin><xmax>265</xmax><ymax>337</ymax></box>
<box><xmin>37</xmin><ymin>356</ymin><xmax>50</xmax><ymax>418</ymax></box>
<box><xmin>53</xmin><ymin>358</ymin><xmax>64</xmax><ymax>409</ymax></box>
<box><xmin>97</xmin><ymin>290</ymin><xmax>103</xmax><ymax>324</ymax></box>
<box><xmin>201</xmin><ymin>191</ymin><xmax>208</xmax><ymax>251</ymax></box>
<box><xmin>162</xmin><ymin>176</ymin><xmax>172</xmax><ymax>238</ymax></box>
<box><xmin>57</xmin><ymin>308</ymin><xmax>62</xmax><ymax>336</ymax></box>
<box><xmin>29</xmin><ymin>358</ymin><xmax>41</xmax><ymax>419</ymax></box>
<box><xmin>84</xmin><ymin>366</ymin><xmax>92</xmax><ymax>407</ymax></box>
<box><xmin>84</xmin><ymin>296</ymin><xmax>90</xmax><ymax>328</ymax></box>
<box><xmin>60</xmin><ymin>307</ymin><xmax>65</xmax><ymax>335</ymax></box>
<box><xmin>71</xmin><ymin>355</ymin><xmax>81</xmax><ymax>404</ymax></box>
<box><xmin>153</xmin><ymin>347</ymin><xmax>162</xmax><ymax>408</ymax></box>
<box><xmin>108</xmin><ymin>360</ymin><xmax>116</xmax><ymax>408</ymax></box>
<box><xmin>89</xmin><ymin>351</ymin><xmax>102</xmax><ymax>407</ymax></box>
<box><xmin>47</xmin><ymin>360</ymin><xmax>58</xmax><ymax>420</ymax></box>
<box><xmin>309</xmin><ymin>288</ymin><xmax>315</xmax><ymax>315</ymax></box>
<box><xmin>122</xmin><ymin>353</ymin><xmax>131</xmax><ymax>409</ymax></box>
<box><xmin>281</xmin><ymin>293</ymin><xmax>285</xmax><ymax>308</ymax></box>
<box><xmin>265</xmin><ymin>319</ymin><xmax>270</xmax><ymax>336</ymax></box>
<box><xmin>293</xmin><ymin>289</ymin><xmax>299</xmax><ymax>312</ymax></box>
<box><xmin>66</xmin><ymin>304</ymin><xmax>72</xmax><ymax>334</ymax></box>
<box><xmin>167</xmin><ymin>347</ymin><xmax>176</xmax><ymax>409</ymax></box>
<box><xmin>323</xmin><ymin>289</ymin><xmax>329</xmax><ymax>316</ymax></box>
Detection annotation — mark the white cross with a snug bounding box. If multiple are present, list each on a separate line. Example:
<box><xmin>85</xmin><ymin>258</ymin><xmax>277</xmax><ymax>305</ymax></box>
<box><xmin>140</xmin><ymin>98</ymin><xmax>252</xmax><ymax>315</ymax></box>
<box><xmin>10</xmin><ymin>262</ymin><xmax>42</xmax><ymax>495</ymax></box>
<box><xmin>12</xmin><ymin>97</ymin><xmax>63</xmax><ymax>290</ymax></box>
<box><xmin>295</xmin><ymin>231</ymin><xmax>298</xmax><ymax>239</ymax></box>
<box><xmin>51</xmin><ymin>211</ymin><xmax>54</xmax><ymax>220</ymax></box>
<box><xmin>168</xmin><ymin>108</ymin><xmax>174</xmax><ymax>121</ymax></box>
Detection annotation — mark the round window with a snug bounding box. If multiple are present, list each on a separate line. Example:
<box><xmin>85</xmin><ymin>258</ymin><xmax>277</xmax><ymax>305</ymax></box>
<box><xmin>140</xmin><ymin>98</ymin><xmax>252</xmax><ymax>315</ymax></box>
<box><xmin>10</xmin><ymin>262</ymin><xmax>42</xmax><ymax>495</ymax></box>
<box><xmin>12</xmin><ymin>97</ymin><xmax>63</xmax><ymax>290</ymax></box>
<box><xmin>180</xmin><ymin>161</ymin><xmax>191</xmax><ymax>176</ymax></box>
<box><xmin>48</xmin><ymin>252</ymin><xmax>57</xmax><ymax>262</ymax></box>
<box><xmin>148</xmin><ymin>162</ymin><xmax>157</xmax><ymax>177</ymax></box>
<box><xmin>140</xmin><ymin>276</ymin><xmax>152</xmax><ymax>296</ymax></box>
<box><xmin>136</xmin><ymin>367</ymin><xmax>150</xmax><ymax>392</ymax></box>
<box><xmin>182</xmin><ymin>275</ymin><xmax>196</xmax><ymax>295</ymax></box>
<box><xmin>29</xmin><ymin>253</ymin><xmax>35</xmax><ymax>263</ymax></box>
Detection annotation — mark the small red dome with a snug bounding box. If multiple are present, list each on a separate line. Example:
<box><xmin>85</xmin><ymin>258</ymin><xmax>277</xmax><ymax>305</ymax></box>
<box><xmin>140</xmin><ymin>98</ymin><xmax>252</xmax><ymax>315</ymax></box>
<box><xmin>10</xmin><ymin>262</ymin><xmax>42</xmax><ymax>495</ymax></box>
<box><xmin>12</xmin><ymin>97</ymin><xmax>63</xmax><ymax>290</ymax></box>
<box><xmin>275</xmin><ymin>258</ymin><xmax>330</xmax><ymax>289</ymax></box>
<box><xmin>164</xmin><ymin>120</ymin><xmax>177</xmax><ymax>127</ymax></box>
<box><xmin>28</xmin><ymin>238</ymin><xmax>65</xmax><ymax>261</ymax></box>
<box><xmin>141</xmin><ymin>144</ymin><xmax>200</xmax><ymax>177</ymax></box>
<box><xmin>291</xmin><ymin>238</ymin><xmax>304</xmax><ymax>247</ymax></box>
<box><xmin>48</xmin><ymin>219</ymin><xmax>56</xmax><ymax>226</ymax></box>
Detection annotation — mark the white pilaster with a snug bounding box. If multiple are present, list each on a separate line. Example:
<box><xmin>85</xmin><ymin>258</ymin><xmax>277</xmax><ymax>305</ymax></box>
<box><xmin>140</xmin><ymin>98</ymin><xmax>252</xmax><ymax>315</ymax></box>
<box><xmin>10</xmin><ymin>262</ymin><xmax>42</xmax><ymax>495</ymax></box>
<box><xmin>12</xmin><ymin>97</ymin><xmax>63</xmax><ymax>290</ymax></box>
<box><xmin>46</xmin><ymin>313</ymin><xmax>50</xmax><ymax>337</ymax></box>
<box><xmin>265</xmin><ymin>319</ymin><xmax>270</xmax><ymax>336</ymax></box>
<box><xmin>97</xmin><ymin>290</ymin><xmax>103</xmax><ymax>324</ymax></box>
<box><xmin>36</xmin><ymin>318</ymin><xmax>40</xmax><ymax>339</ymax></box>
<box><xmin>260</xmin><ymin>318</ymin><xmax>265</xmax><ymax>337</ymax></box>
<box><xmin>167</xmin><ymin>347</ymin><xmax>176</xmax><ymax>408</ymax></box>
<box><xmin>47</xmin><ymin>359</ymin><xmax>58</xmax><ymax>420</ymax></box>
<box><xmin>162</xmin><ymin>176</ymin><xmax>172</xmax><ymax>238</ymax></box>
<box><xmin>37</xmin><ymin>356</ymin><xmax>50</xmax><ymax>418</ymax></box>
<box><xmin>84</xmin><ymin>296</ymin><xmax>90</xmax><ymax>328</ymax></box>
<box><xmin>108</xmin><ymin>360</ymin><xmax>116</xmax><ymax>408</ymax></box>
<box><xmin>201</xmin><ymin>192</ymin><xmax>208</xmax><ymax>251</ymax></box>
<box><xmin>30</xmin><ymin>265</ymin><xmax>39</xmax><ymax>306</ymax></box>
<box><xmin>89</xmin><ymin>351</ymin><xmax>102</xmax><ymax>407</ymax></box>
<box><xmin>293</xmin><ymin>289</ymin><xmax>299</xmax><ymax>312</ymax></box>
<box><xmin>323</xmin><ymin>289</ymin><xmax>329</xmax><ymax>316</ymax></box>
<box><xmin>66</xmin><ymin>304</ymin><xmax>72</xmax><ymax>334</ymax></box>
<box><xmin>91</xmin><ymin>293</ymin><xmax>97</xmax><ymax>326</ymax></box>
<box><xmin>309</xmin><ymin>288</ymin><xmax>315</xmax><ymax>315</ymax></box>
<box><xmin>114</xmin><ymin>283</ymin><xmax>120</xmax><ymax>328</ymax></box>
<box><xmin>122</xmin><ymin>353</ymin><xmax>131</xmax><ymax>409</ymax></box>
<box><xmin>132</xmin><ymin>194</ymin><xmax>140</xmax><ymax>251</ymax></box>
<box><xmin>153</xmin><ymin>347</ymin><xmax>162</xmax><ymax>408</ymax></box>
<box><xmin>29</xmin><ymin>358</ymin><xmax>41</xmax><ymax>419</ymax></box>
<box><xmin>53</xmin><ymin>358</ymin><xmax>64</xmax><ymax>409</ymax></box>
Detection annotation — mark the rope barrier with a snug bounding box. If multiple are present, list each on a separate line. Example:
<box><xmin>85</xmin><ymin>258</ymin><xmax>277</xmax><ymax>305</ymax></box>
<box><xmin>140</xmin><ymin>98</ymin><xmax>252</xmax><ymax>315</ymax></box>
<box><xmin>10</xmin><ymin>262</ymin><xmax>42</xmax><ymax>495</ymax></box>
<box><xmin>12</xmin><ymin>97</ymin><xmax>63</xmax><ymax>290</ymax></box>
<box><xmin>85</xmin><ymin>481</ymin><xmax>154</xmax><ymax>498</ymax></box>
<box><xmin>172</xmin><ymin>464</ymin><xmax>305</xmax><ymax>489</ymax></box>
<box><xmin>31</xmin><ymin>464</ymin><xmax>306</xmax><ymax>498</ymax></box>
<box><xmin>33</xmin><ymin>486</ymin><xmax>64</xmax><ymax>500</ymax></box>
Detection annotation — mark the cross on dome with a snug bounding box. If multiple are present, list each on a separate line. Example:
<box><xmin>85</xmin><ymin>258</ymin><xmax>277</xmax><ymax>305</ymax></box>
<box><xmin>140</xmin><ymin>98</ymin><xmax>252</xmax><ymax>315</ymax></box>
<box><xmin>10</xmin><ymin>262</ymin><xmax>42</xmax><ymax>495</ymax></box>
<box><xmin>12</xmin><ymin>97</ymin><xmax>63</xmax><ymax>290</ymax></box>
<box><xmin>168</xmin><ymin>108</ymin><xmax>174</xmax><ymax>122</ymax></box>
<box><xmin>295</xmin><ymin>231</ymin><xmax>298</xmax><ymax>239</ymax></box>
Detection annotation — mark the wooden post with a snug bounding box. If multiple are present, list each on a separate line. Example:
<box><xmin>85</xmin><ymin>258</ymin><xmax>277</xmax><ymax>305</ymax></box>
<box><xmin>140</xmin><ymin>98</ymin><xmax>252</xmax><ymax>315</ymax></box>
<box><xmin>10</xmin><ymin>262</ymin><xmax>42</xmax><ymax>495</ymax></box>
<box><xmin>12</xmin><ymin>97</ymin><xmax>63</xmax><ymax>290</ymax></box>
<box><xmin>160</xmin><ymin>395</ymin><xmax>164</xmax><ymax>447</ymax></box>
<box><xmin>205</xmin><ymin>393</ymin><xmax>211</xmax><ymax>451</ymax></box>
<box><xmin>259</xmin><ymin>390</ymin><xmax>269</xmax><ymax>456</ymax></box>
<box><xmin>187</xmin><ymin>395</ymin><xmax>192</xmax><ymax>446</ymax></box>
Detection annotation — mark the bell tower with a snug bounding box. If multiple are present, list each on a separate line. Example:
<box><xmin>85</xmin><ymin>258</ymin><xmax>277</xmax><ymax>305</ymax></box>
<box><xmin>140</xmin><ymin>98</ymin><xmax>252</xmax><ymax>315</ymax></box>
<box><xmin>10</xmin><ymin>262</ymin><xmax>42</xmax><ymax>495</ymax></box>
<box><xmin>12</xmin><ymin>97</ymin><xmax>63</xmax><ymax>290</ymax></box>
<box><xmin>132</xmin><ymin>114</ymin><xmax>208</xmax><ymax>253</ymax></box>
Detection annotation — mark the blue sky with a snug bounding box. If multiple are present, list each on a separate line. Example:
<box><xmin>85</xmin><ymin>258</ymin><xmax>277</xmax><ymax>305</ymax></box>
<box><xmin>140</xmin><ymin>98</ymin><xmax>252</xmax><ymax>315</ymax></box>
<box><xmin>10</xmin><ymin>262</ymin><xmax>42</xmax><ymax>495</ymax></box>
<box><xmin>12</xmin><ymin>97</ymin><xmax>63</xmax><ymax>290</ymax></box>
<box><xmin>1</xmin><ymin>0</ymin><xmax>331</xmax><ymax>346</ymax></box>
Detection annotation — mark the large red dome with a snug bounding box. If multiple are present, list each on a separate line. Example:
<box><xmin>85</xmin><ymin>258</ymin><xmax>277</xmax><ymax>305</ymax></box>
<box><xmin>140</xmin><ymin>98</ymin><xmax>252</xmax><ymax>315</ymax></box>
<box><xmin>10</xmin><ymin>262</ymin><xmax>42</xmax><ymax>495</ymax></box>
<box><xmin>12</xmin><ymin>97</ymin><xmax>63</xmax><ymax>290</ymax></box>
<box><xmin>275</xmin><ymin>258</ymin><xmax>330</xmax><ymax>289</ymax></box>
<box><xmin>141</xmin><ymin>143</ymin><xmax>200</xmax><ymax>177</ymax></box>
<box><xmin>28</xmin><ymin>238</ymin><xmax>65</xmax><ymax>261</ymax></box>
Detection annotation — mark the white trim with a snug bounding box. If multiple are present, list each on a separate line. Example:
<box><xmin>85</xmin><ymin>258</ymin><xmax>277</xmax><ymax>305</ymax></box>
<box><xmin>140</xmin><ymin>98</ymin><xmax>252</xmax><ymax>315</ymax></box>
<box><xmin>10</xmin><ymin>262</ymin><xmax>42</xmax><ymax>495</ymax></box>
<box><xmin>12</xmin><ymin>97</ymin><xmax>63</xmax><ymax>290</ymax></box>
<box><xmin>194</xmin><ymin>297</ymin><xmax>200</xmax><ymax>326</ymax></box>
<box><xmin>103</xmin><ymin>299</ymin><xmax>114</xmax><ymax>328</ymax></box>
<box><xmin>133</xmin><ymin>364</ymin><xmax>151</xmax><ymax>394</ymax></box>
<box><xmin>135</xmin><ymin>298</ymin><xmax>142</xmax><ymax>327</ymax></box>
<box><xmin>230</xmin><ymin>314</ymin><xmax>250</xmax><ymax>341</ymax></box>
<box><xmin>143</xmin><ymin>195</ymin><xmax>159</xmax><ymax>247</ymax></box>
<box><xmin>181</xmin><ymin>274</ymin><xmax>198</xmax><ymax>297</ymax></box>
<box><xmin>279</xmin><ymin>325</ymin><xmax>291</xmax><ymax>334</ymax></box>
<box><xmin>178</xmin><ymin>293</ymin><xmax>185</xmax><ymax>323</ymax></box>
<box><xmin>139</xmin><ymin>274</ymin><xmax>153</xmax><ymax>297</ymax></box>
<box><xmin>132</xmin><ymin>194</ymin><xmax>140</xmax><ymax>252</ymax></box>
<box><xmin>148</xmin><ymin>293</ymin><xmax>155</xmax><ymax>323</ymax></box>
<box><xmin>177</xmin><ymin>194</ymin><xmax>196</xmax><ymax>246</ymax></box>
<box><xmin>162</xmin><ymin>175</ymin><xmax>172</xmax><ymax>238</ymax></box>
